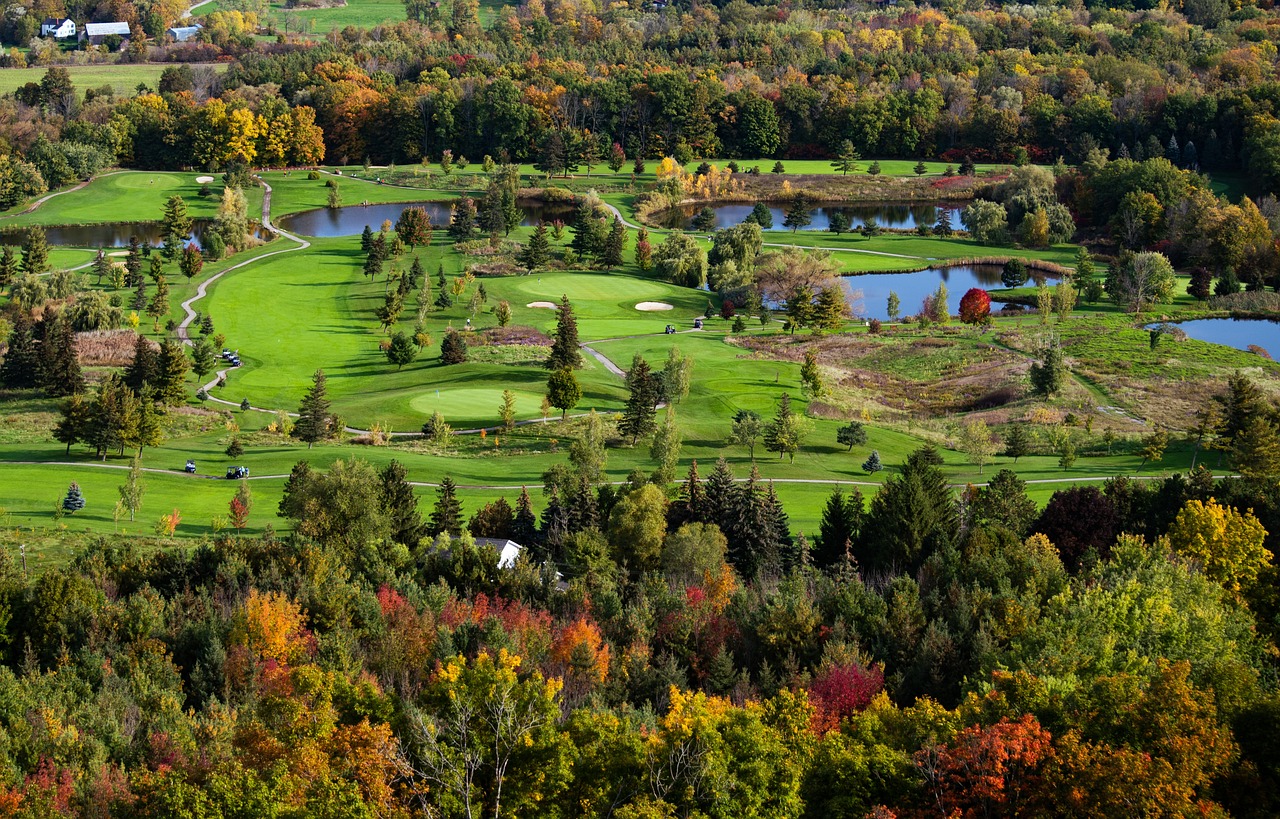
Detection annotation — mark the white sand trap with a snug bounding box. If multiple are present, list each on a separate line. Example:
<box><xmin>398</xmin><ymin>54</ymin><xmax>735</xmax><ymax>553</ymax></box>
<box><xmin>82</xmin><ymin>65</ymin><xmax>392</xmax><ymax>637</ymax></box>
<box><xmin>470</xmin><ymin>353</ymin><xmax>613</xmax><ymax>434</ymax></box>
<box><xmin>195</xmin><ymin>175</ymin><xmax>215</xmax><ymax>184</ymax></box>
<box><xmin>635</xmin><ymin>301</ymin><xmax>674</xmax><ymax>311</ymax></box>
<box><xmin>107</xmin><ymin>251</ymin><xmax>129</xmax><ymax>257</ymax></box>
<box><xmin>527</xmin><ymin>301</ymin><xmax>557</xmax><ymax>309</ymax></box>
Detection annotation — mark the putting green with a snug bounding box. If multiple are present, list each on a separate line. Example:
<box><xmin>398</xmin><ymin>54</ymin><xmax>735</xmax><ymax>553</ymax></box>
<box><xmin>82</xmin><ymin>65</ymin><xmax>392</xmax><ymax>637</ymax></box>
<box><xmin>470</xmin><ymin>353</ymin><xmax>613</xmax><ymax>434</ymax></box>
<box><xmin>409</xmin><ymin>386</ymin><xmax>549</xmax><ymax>421</ymax></box>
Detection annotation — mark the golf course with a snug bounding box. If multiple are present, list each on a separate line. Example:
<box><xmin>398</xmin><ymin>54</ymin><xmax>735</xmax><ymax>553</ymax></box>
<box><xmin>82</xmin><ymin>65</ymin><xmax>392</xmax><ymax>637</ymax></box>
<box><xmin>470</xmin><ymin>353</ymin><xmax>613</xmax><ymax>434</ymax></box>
<box><xmin>0</xmin><ymin>159</ymin><xmax>1274</xmax><ymax>559</ymax></box>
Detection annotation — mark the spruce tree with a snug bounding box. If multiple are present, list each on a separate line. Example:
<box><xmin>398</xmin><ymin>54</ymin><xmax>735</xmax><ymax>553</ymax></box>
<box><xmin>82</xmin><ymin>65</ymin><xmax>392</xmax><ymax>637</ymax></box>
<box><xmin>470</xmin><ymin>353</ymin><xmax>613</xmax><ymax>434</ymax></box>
<box><xmin>147</xmin><ymin>273</ymin><xmax>170</xmax><ymax>332</ymax></box>
<box><xmin>62</xmin><ymin>482</ymin><xmax>86</xmax><ymax>513</ymax></box>
<box><xmin>518</xmin><ymin>223</ymin><xmax>551</xmax><ymax>271</ymax></box>
<box><xmin>0</xmin><ymin>312</ymin><xmax>40</xmax><ymax>388</ymax></box>
<box><xmin>512</xmin><ymin>486</ymin><xmax>538</xmax><ymax>544</ymax></box>
<box><xmin>0</xmin><ymin>245</ymin><xmax>17</xmax><ymax>289</ymax></box>
<box><xmin>619</xmin><ymin>354</ymin><xmax>659</xmax><ymax>444</ymax></box>
<box><xmin>278</xmin><ymin>460</ymin><xmax>314</xmax><ymax>519</ymax></box>
<box><xmin>765</xmin><ymin>481</ymin><xmax>793</xmax><ymax>568</ymax></box>
<box><xmin>294</xmin><ymin>369</ymin><xmax>334</xmax><ymax>448</ymax></box>
<box><xmin>729</xmin><ymin>465</ymin><xmax>780</xmax><ymax>576</ymax></box>
<box><xmin>155</xmin><ymin>339</ymin><xmax>189</xmax><ymax>405</ymax></box>
<box><xmin>862</xmin><ymin>450</ymin><xmax>882</xmax><ymax>473</ymax></box>
<box><xmin>449</xmin><ymin>196</ymin><xmax>477</xmax><ymax>240</ymax></box>
<box><xmin>816</xmin><ymin>488</ymin><xmax>863</xmax><ymax>567</ymax></box>
<box><xmin>125</xmin><ymin>236</ymin><xmax>143</xmax><ymax>286</ymax></box>
<box><xmin>547</xmin><ymin>295</ymin><xmax>583</xmax><ymax>369</ymax></box>
<box><xmin>132</xmin><ymin>384</ymin><xmax>164</xmax><ymax>455</ymax></box>
<box><xmin>124</xmin><ymin>336</ymin><xmax>158</xmax><ymax>393</ymax></box>
<box><xmin>1004</xmin><ymin>423</ymin><xmax>1030</xmax><ymax>462</ymax></box>
<box><xmin>429</xmin><ymin>476</ymin><xmax>464</xmax><ymax>536</ymax></box>
<box><xmin>360</xmin><ymin>224</ymin><xmax>375</xmax><ymax>253</ymax></box>
<box><xmin>161</xmin><ymin>195</ymin><xmax>192</xmax><ymax>260</ymax></box>
<box><xmin>131</xmin><ymin>273</ymin><xmax>147</xmax><ymax>311</ymax></box>
<box><xmin>704</xmin><ymin>458</ymin><xmax>739</xmax><ymax>536</ymax></box>
<box><xmin>39</xmin><ymin>313</ymin><xmax>84</xmax><ymax>396</ymax></box>
<box><xmin>21</xmin><ymin>228</ymin><xmax>49</xmax><ymax>276</ymax></box>
<box><xmin>602</xmin><ymin>217</ymin><xmax>626</xmax><ymax>268</ymax></box>
<box><xmin>381</xmin><ymin>459</ymin><xmax>427</xmax><ymax>547</ymax></box>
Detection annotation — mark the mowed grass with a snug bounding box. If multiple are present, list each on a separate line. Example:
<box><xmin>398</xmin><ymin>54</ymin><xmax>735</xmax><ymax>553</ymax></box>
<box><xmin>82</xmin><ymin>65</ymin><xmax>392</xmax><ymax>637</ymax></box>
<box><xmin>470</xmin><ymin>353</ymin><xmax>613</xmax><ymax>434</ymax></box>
<box><xmin>0</xmin><ymin>64</ymin><xmax>226</xmax><ymax>96</ymax></box>
<box><xmin>197</xmin><ymin>0</ymin><xmax>509</xmax><ymax>33</ymax></box>
<box><xmin>258</xmin><ymin>170</ymin><xmax>456</xmax><ymax>221</ymax></box>
<box><xmin>201</xmin><ymin>239</ymin><xmax>710</xmax><ymax>428</ymax></box>
<box><xmin>0</xmin><ymin>171</ymin><xmax>265</xmax><ymax>228</ymax></box>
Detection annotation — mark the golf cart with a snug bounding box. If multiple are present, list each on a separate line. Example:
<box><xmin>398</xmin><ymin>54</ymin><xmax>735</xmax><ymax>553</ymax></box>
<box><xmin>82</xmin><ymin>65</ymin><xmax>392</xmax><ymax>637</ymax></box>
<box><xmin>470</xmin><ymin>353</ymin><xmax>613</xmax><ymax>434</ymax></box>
<box><xmin>225</xmin><ymin>466</ymin><xmax>249</xmax><ymax>479</ymax></box>
<box><xmin>184</xmin><ymin>460</ymin><xmax>196</xmax><ymax>474</ymax></box>
<box><xmin>664</xmin><ymin>324</ymin><xmax>676</xmax><ymax>334</ymax></box>
<box><xmin>693</xmin><ymin>318</ymin><xmax>704</xmax><ymax>329</ymax></box>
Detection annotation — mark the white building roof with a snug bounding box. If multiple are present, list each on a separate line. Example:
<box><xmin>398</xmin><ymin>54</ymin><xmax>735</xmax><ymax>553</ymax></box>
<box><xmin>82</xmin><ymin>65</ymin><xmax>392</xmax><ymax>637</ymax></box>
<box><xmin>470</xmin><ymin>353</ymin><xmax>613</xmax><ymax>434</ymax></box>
<box><xmin>85</xmin><ymin>22</ymin><xmax>131</xmax><ymax>36</ymax></box>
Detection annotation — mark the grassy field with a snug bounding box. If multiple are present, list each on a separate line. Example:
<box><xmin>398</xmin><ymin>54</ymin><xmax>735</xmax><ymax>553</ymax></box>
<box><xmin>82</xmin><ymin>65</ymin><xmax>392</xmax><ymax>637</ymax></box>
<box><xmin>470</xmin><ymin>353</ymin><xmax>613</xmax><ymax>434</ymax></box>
<box><xmin>197</xmin><ymin>0</ymin><xmax>509</xmax><ymax>33</ymax></box>
<box><xmin>0</xmin><ymin>64</ymin><xmax>225</xmax><ymax>96</ymax></box>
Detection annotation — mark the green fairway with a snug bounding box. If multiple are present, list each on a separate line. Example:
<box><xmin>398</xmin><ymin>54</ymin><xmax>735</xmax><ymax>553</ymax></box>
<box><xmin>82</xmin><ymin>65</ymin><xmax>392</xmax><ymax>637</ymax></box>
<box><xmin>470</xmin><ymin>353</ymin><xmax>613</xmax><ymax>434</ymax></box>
<box><xmin>0</xmin><ymin>64</ymin><xmax>226</xmax><ymax>96</ymax></box>
<box><xmin>0</xmin><ymin>171</ymin><xmax>265</xmax><ymax>228</ymax></box>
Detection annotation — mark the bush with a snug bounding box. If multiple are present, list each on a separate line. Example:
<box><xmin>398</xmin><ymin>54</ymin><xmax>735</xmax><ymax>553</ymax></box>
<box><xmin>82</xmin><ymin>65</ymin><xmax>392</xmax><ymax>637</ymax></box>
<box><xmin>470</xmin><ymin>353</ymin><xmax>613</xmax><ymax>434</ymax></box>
<box><xmin>307</xmin><ymin>171</ymin><xmax>321</xmax><ymax>180</ymax></box>
<box><xmin>868</xmin><ymin>318</ymin><xmax>882</xmax><ymax>334</ymax></box>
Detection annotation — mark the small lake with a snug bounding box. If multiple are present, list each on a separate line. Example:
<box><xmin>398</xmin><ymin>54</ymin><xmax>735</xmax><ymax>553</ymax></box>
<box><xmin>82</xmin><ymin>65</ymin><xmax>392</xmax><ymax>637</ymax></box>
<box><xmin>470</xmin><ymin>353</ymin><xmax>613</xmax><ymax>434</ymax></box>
<box><xmin>276</xmin><ymin>200</ymin><xmax>577</xmax><ymax>238</ymax></box>
<box><xmin>0</xmin><ymin>219</ymin><xmax>268</xmax><ymax>250</ymax></box>
<box><xmin>1148</xmin><ymin>317</ymin><xmax>1280</xmax><ymax>354</ymax></box>
<box><xmin>844</xmin><ymin>264</ymin><xmax>1057</xmax><ymax>322</ymax></box>
<box><xmin>658</xmin><ymin>201</ymin><xmax>968</xmax><ymax>232</ymax></box>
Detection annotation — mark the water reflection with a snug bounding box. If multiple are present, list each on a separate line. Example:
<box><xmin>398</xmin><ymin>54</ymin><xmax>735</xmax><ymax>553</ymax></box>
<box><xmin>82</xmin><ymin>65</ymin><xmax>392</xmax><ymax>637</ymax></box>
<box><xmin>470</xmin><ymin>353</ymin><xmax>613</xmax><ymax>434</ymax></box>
<box><xmin>658</xmin><ymin>201</ymin><xmax>969</xmax><ymax>232</ymax></box>
<box><xmin>844</xmin><ymin>265</ymin><xmax>1056</xmax><ymax>321</ymax></box>
<box><xmin>1148</xmin><ymin>318</ymin><xmax>1280</xmax><ymax>354</ymax></box>
<box><xmin>276</xmin><ymin>201</ymin><xmax>577</xmax><ymax>238</ymax></box>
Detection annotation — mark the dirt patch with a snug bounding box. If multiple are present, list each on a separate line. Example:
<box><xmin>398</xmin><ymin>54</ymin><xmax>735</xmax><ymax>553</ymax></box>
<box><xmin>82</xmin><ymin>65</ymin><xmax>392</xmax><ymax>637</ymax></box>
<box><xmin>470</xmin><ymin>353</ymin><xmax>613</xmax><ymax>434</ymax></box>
<box><xmin>476</xmin><ymin>325</ymin><xmax>552</xmax><ymax>346</ymax></box>
<box><xmin>636</xmin><ymin>301</ymin><xmax>674</xmax><ymax>311</ymax></box>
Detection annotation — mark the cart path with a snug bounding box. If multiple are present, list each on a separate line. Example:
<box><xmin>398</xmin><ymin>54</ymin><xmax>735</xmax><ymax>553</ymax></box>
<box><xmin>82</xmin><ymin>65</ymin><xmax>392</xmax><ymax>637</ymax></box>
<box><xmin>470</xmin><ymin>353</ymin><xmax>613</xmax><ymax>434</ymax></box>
<box><xmin>1</xmin><ymin>170</ymin><xmax>132</xmax><ymax>218</ymax></box>
<box><xmin>1</xmin><ymin>460</ymin><xmax>1201</xmax><ymax>490</ymax></box>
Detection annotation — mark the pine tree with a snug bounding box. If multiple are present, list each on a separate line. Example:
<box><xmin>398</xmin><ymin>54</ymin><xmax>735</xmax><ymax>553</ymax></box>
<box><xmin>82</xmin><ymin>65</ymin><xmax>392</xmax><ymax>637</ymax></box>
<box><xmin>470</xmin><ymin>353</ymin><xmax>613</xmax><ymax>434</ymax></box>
<box><xmin>0</xmin><ymin>245</ymin><xmax>18</xmax><ymax>289</ymax></box>
<box><xmin>816</xmin><ymin>488</ymin><xmax>863</xmax><ymax>568</ymax></box>
<box><xmin>764</xmin><ymin>393</ymin><xmax>808</xmax><ymax>462</ymax></box>
<box><xmin>91</xmin><ymin>249</ymin><xmax>112</xmax><ymax>285</ymax></box>
<box><xmin>619</xmin><ymin>354</ymin><xmax>658</xmax><ymax>444</ymax></box>
<box><xmin>705</xmin><ymin>457</ymin><xmax>739</xmax><ymax>535</ymax></box>
<box><xmin>132</xmin><ymin>385</ymin><xmax>164</xmax><ymax>455</ymax></box>
<box><xmin>449</xmin><ymin>196</ymin><xmax>477</xmax><ymax>241</ymax></box>
<box><xmin>124</xmin><ymin>335</ymin><xmax>158</xmax><ymax>393</ymax></box>
<box><xmin>518</xmin><ymin>223</ymin><xmax>551</xmax><ymax>271</ymax></box>
<box><xmin>131</xmin><ymin>273</ymin><xmax>147</xmax><ymax>311</ymax></box>
<box><xmin>125</xmin><ymin>236</ymin><xmax>143</xmax><ymax>286</ymax></box>
<box><xmin>765</xmin><ymin>481</ymin><xmax>794</xmax><ymax>568</ymax></box>
<box><xmin>161</xmin><ymin>195</ymin><xmax>192</xmax><ymax>260</ymax></box>
<box><xmin>0</xmin><ymin>312</ymin><xmax>40</xmax><ymax>388</ymax></box>
<box><xmin>440</xmin><ymin>329</ymin><xmax>468</xmax><ymax>364</ymax></box>
<box><xmin>674</xmin><ymin>459</ymin><xmax>707</xmax><ymax>525</ymax></box>
<box><xmin>360</xmin><ymin>224</ymin><xmax>375</xmax><ymax>253</ymax></box>
<box><xmin>21</xmin><ymin>228</ymin><xmax>49</xmax><ymax>276</ymax></box>
<box><xmin>862</xmin><ymin>450</ymin><xmax>882</xmax><ymax>473</ymax></box>
<box><xmin>294</xmin><ymin>369</ymin><xmax>335</xmax><ymax>448</ymax></box>
<box><xmin>155</xmin><ymin>339</ymin><xmax>189</xmax><ymax>405</ymax></box>
<box><xmin>179</xmin><ymin>243</ymin><xmax>203</xmax><ymax>280</ymax></box>
<box><xmin>512</xmin><ymin>486</ymin><xmax>538</xmax><ymax>544</ymax></box>
<box><xmin>547</xmin><ymin>295</ymin><xmax>583</xmax><ymax>369</ymax></box>
<box><xmin>39</xmin><ymin>313</ymin><xmax>84</xmax><ymax>397</ymax></box>
<box><xmin>62</xmin><ymin>482</ymin><xmax>85</xmax><ymax>513</ymax></box>
<box><xmin>146</xmin><ymin>273</ymin><xmax>170</xmax><ymax>332</ymax></box>
<box><xmin>729</xmin><ymin>465</ymin><xmax>780</xmax><ymax>576</ymax></box>
<box><xmin>429</xmin><ymin>476</ymin><xmax>464</xmax><ymax>536</ymax></box>
<box><xmin>1004</xmin><ymin>423</ymin><xmax>1030</xmax><ymax>462</ymax></box>
<box><xmin>831</xmin><ymin>140</ymin><xmax>861</xmax><ymax>175</ymax></box>
<box><xmin>381</xmin><ymin>459</ymin><xmax>427</xmax><ymax>547</ymax></box>
<box><xmin>602</xmin><ymin>217</ymin><xmax>626</xmax><ymax>268</ymax></box>
<box><xmin>87</xmin><ymin>374</ymin><xmax>140</xmax><ymax>459</ymax></box>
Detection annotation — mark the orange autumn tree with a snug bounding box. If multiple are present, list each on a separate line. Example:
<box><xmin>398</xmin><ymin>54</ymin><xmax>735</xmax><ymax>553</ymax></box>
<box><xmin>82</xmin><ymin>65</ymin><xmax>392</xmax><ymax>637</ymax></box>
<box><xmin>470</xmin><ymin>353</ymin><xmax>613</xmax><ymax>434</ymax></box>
<box><xmin>916</xmin><ymin>714</ymin><xmax>1053</xmax><ymax>818</ymax></box>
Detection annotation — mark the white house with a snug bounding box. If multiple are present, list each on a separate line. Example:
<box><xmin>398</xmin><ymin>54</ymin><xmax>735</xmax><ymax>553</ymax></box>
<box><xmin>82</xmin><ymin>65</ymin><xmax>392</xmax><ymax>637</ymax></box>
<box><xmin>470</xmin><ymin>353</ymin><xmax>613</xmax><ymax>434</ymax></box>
<box><xmin>474</xmin><ymin>538</ymin><xmax>525</xmax><ymax>569</ymax></box>
<box><xmin>40</xmin><ymin>18</ymin><xmax>75</xmax><ymax>39</ymax></box>
<box><xmin>82</xmin><ymin>22</ymin><xmax>131</xmax><ymax>45</ymax></box>
<box><xmin>167</xmin><ymin>24</ymin><xmax>202</xmax><ymax>42</ymax></box>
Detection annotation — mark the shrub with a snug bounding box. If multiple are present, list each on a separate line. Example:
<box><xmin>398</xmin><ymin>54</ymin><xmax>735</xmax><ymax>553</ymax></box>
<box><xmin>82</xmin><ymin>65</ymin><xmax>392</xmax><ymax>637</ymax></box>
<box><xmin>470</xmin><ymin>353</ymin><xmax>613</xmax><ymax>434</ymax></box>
<box><xmin>307</xmin><ymin>171</ymin><xmax>321</xmax><ymax>180</ymax></box>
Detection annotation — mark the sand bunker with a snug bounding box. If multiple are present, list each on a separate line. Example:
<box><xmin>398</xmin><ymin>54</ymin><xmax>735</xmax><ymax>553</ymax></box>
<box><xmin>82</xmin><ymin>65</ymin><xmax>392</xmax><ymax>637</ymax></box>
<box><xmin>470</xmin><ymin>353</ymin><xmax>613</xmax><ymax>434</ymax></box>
<box><xmin>527</xmin><ymin>301</ymin><xmax>557</xmax><ymax>309</ymax></box>
<box><xmin>195</xmin><ymin>175</ymin><xmax>215</xmax><ymax>184</ymax></box>
<box><xmin>635</xmin><ymin>301</ymin><xmax>674</xmax><ymax>311</ymax></box>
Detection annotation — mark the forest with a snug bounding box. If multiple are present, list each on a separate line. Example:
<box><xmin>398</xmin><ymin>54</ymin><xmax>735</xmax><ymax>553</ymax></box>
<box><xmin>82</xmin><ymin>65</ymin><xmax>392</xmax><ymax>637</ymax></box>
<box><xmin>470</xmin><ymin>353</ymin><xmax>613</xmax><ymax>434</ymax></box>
<box><xmin>2</xmin><ymin>0</ymin><xmax>1280</xmax><ymax>814</ymax></box>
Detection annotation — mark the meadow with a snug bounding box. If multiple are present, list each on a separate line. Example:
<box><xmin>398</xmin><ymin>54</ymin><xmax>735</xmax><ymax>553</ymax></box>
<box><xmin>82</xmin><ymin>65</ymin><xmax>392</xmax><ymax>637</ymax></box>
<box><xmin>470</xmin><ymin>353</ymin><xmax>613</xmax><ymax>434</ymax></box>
<box><xmin>0</xmin><ymin>63</ymin><xmax>225</xmax><ymax>96</ymax></box>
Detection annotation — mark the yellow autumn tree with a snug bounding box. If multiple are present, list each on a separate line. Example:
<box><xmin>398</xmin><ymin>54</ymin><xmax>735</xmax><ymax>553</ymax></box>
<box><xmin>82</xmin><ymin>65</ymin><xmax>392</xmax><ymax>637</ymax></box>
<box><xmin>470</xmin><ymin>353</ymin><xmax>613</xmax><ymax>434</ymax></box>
<box><xmin>1166</xmin><ymin>499</ymin><xmax>1271</xmax><ymax>594</ymax></box>
<box><xmin>235</xmin><ymin>588</ymin><xmax>314</xmax><ymax>665</ymax></box>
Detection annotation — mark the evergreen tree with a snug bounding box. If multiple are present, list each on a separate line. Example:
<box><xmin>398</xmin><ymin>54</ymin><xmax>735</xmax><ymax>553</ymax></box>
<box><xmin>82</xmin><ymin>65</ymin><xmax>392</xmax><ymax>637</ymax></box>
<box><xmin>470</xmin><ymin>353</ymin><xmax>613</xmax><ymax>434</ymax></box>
<box><xmin>1004</xmin><ymin>423</ymin><xmax>1031</xmax><ymax>462</ymax></box>
<box><xmin>190</xmin><ymin>337</ymin><xmax>218</xmax><ymax>383</ymax></box>
<box><xmin>728</xmin><ymin>466</ymin><xmax>780</xmax><ymax>576</ymax></box>
<box><xmin>673</xmin><ymin>459</ymin><xmax>708</xmax><ymax>526</ymax></box>
<box><xmin>21</xmin><ymin>228</ymin><xmax>49</xmax><ymax>276</ymax></box>
<box><xmin>570</xmin><ymin>199</ymin><xmax>606</xmax><ymax>259</ymax></box>
<box><xmin>831</xmin><ymin>140</ymin><xmax>861</xmax><ymax>175</ymax></box>
<box><xmin>602</xmin><ymin>217</ymin><xmax>626</xmax><ymax>268</ymax></box>
<box><xmin>131</xmin><ymin>273</ymin><xmax>147</xmax><ymax>311</ymax></box>
<box><xmin>765</xmin><ymin>481</ymin><xmax>794</xmax><ymax>569</ymax></box>
<box><xmin>360</xmin><ymin>224</ymin><xmax>375</xmax><ymax>253</ymax></box>
<box><xmin>117</xmin><ymin>457</ymin><xmax>145</xmax><ymax>522</ymax></box>
<box><xmin>294</xmin><ymin>369</ymin><xmax>335</xmax><ymax>448</ymax></box>
<box><xmin>0</xmin><ymin>312</ymin><xmax>40</xmax><ymax>388</ymax></box>
<box><xmin>783</xmin><ymin>196</ymin><xmax>813</xmax><ymax>233</ymax></box>
<box><xmin>512</xmin><ymin>486</ymin><xmax>538</xmax><ymax>544</ymax></box>
<box><xmin>62</xmin><ymin>482</ymin><xmax>85</xmax><ymax>513</ymax></box>
<box><xmin>440</xmin><ymin>329</ymin><xmax>468</xmax><ymax>364</ymax></box>
<box><xmin>160</xmin><ymin>194</ymin><xmax>192</xmax><ymax>260</ymax></box>
<box><xmin>39</xmin><ymin>313</ymin><xmax>83</xmax><ymax>397</ymax></box>
<box><xmin>764</xmin><ymin>393</ymin><xmax>808</xmax><ymax>462</ymax></box>
<box><xmin>862</xmin><ymin>450</ymin><xmax>882</xmax><ymax>473</ymax></box>
<box><xmin>131</xmin><ymin>385</ymin><xmax>164</xmax><ymax>455</ymax></box>
<box><xmin>619</xmin><ymin>354</ymin><xmax>659</xmax><ymax>444</ymax></box>
<box><xmin>124</xmin><ymin>236</ymin><xmax>143</xmax><ymax>286</ymax></box>
<box><xmin>146</xmin><ymin>273</ymin><xmax>170</xmax><ymax>332</ymax></box>
<box><xmin>859</xmin><ymin>447</ymin><xmax>957</xmax><ymax>572</ymax></box>
<box><xmin>124</xmin><ymin>336</ymin><xmax>158</xmax><ymax>393</ymax></box>
<box><xmin>429</xmin><ymin>476</ymin><xmax>464</xmax><ymax>536</ymax></box>
<box><xmin>53</xmin><ymin>393</ymin><xmax>90</xmax><ymax>454</ymax></box>
<box><xmin>381</xmin><ymin>459</ymin><xmax>427</xmax><ymax>547</ymax></box>
<box><xmin>704</xmin><ymin>458</ymin><xmax>739</xmax><ymax>535</ymax></box>
<box><xmin>155</xmin><ymin>339</ymin><xmax>189</xmax><ymax>406</ymax></box>
<box><xmin>547</xmin><ymin>295</ymin><xmax>583</xmax><ymax>369</ymax></box>
<box><xmin>1029</xmin><ymin>338</ymin><xmax>1066</xmax><ymax>397</ymax></box>
<box><xmin>0</xmin><ymin>245</ymin><xmax>18</xmax><ymax>289</ymax></box>
<box><xmin>518</xmin><ymin>222</ymin><xmax>551</xmax><ymax>271</ymax></box>
<box><xmin>87</xmin><ymin>374</ymin><xmax>140</xmax><ymax>459</ymax></box>
<box><xmin>449</xmin><ymin>196</ymin><xmax>477</xmax><ymax>240</ymax></box>
<box><xmin>816</xmin><ymin>488</ymin><xmax>863</xmax><ymax>567</ymax></box>
<box><xmin>91</xmin><ymin>249</ymin><xmax>112</xmax><ymax>286</ymax></box>
<box><xmin>179</xmin><ymin>243</ymin><xmax>203</xmax><ymax>280</ymax></box>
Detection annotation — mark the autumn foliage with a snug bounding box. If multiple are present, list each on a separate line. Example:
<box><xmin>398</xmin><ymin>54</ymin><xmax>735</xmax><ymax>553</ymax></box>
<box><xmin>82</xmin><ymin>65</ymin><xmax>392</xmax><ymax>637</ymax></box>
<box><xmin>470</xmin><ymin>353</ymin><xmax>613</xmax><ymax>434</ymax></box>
<box><xmin>958</xmin><ymin>287</ymin><xmax>991</xmax><ymax>325</ymax></box>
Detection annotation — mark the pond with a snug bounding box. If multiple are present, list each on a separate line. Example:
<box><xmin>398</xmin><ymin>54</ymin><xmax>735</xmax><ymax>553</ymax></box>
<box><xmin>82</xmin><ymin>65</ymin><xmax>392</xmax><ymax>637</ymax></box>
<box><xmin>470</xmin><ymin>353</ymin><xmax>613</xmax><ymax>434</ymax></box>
<box><xmin>843</xmin><ymin>264</ymin><xmax>1058</xmax><ymax>322</ymax></box>
<box><xmin>657</xmin><ymin>201</ymin><xmax>968</xmax><ymax>232</ymax></box>
<box><xmin>0</xmin><ymin>220</ymin><xmax>268</xmax><ymax>250</ymax></box>
<box><xmin>1147</xmin><ymin>317</ymin><xmax>1280</xmax><ymax>355</ymax></box>
<box><xmin>275</xmin><ymin>200</ymin><xmax>578</xmax><ymax>238</ymax></box>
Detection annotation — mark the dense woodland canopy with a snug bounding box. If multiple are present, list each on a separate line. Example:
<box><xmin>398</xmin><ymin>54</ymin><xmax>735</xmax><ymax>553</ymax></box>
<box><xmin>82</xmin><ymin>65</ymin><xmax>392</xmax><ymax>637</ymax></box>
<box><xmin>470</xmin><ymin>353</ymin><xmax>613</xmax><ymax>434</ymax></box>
<box><xmin>5</xmin><ymin>0</ymin><xmax>1280</xmax><ymax>814</ymax></box>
